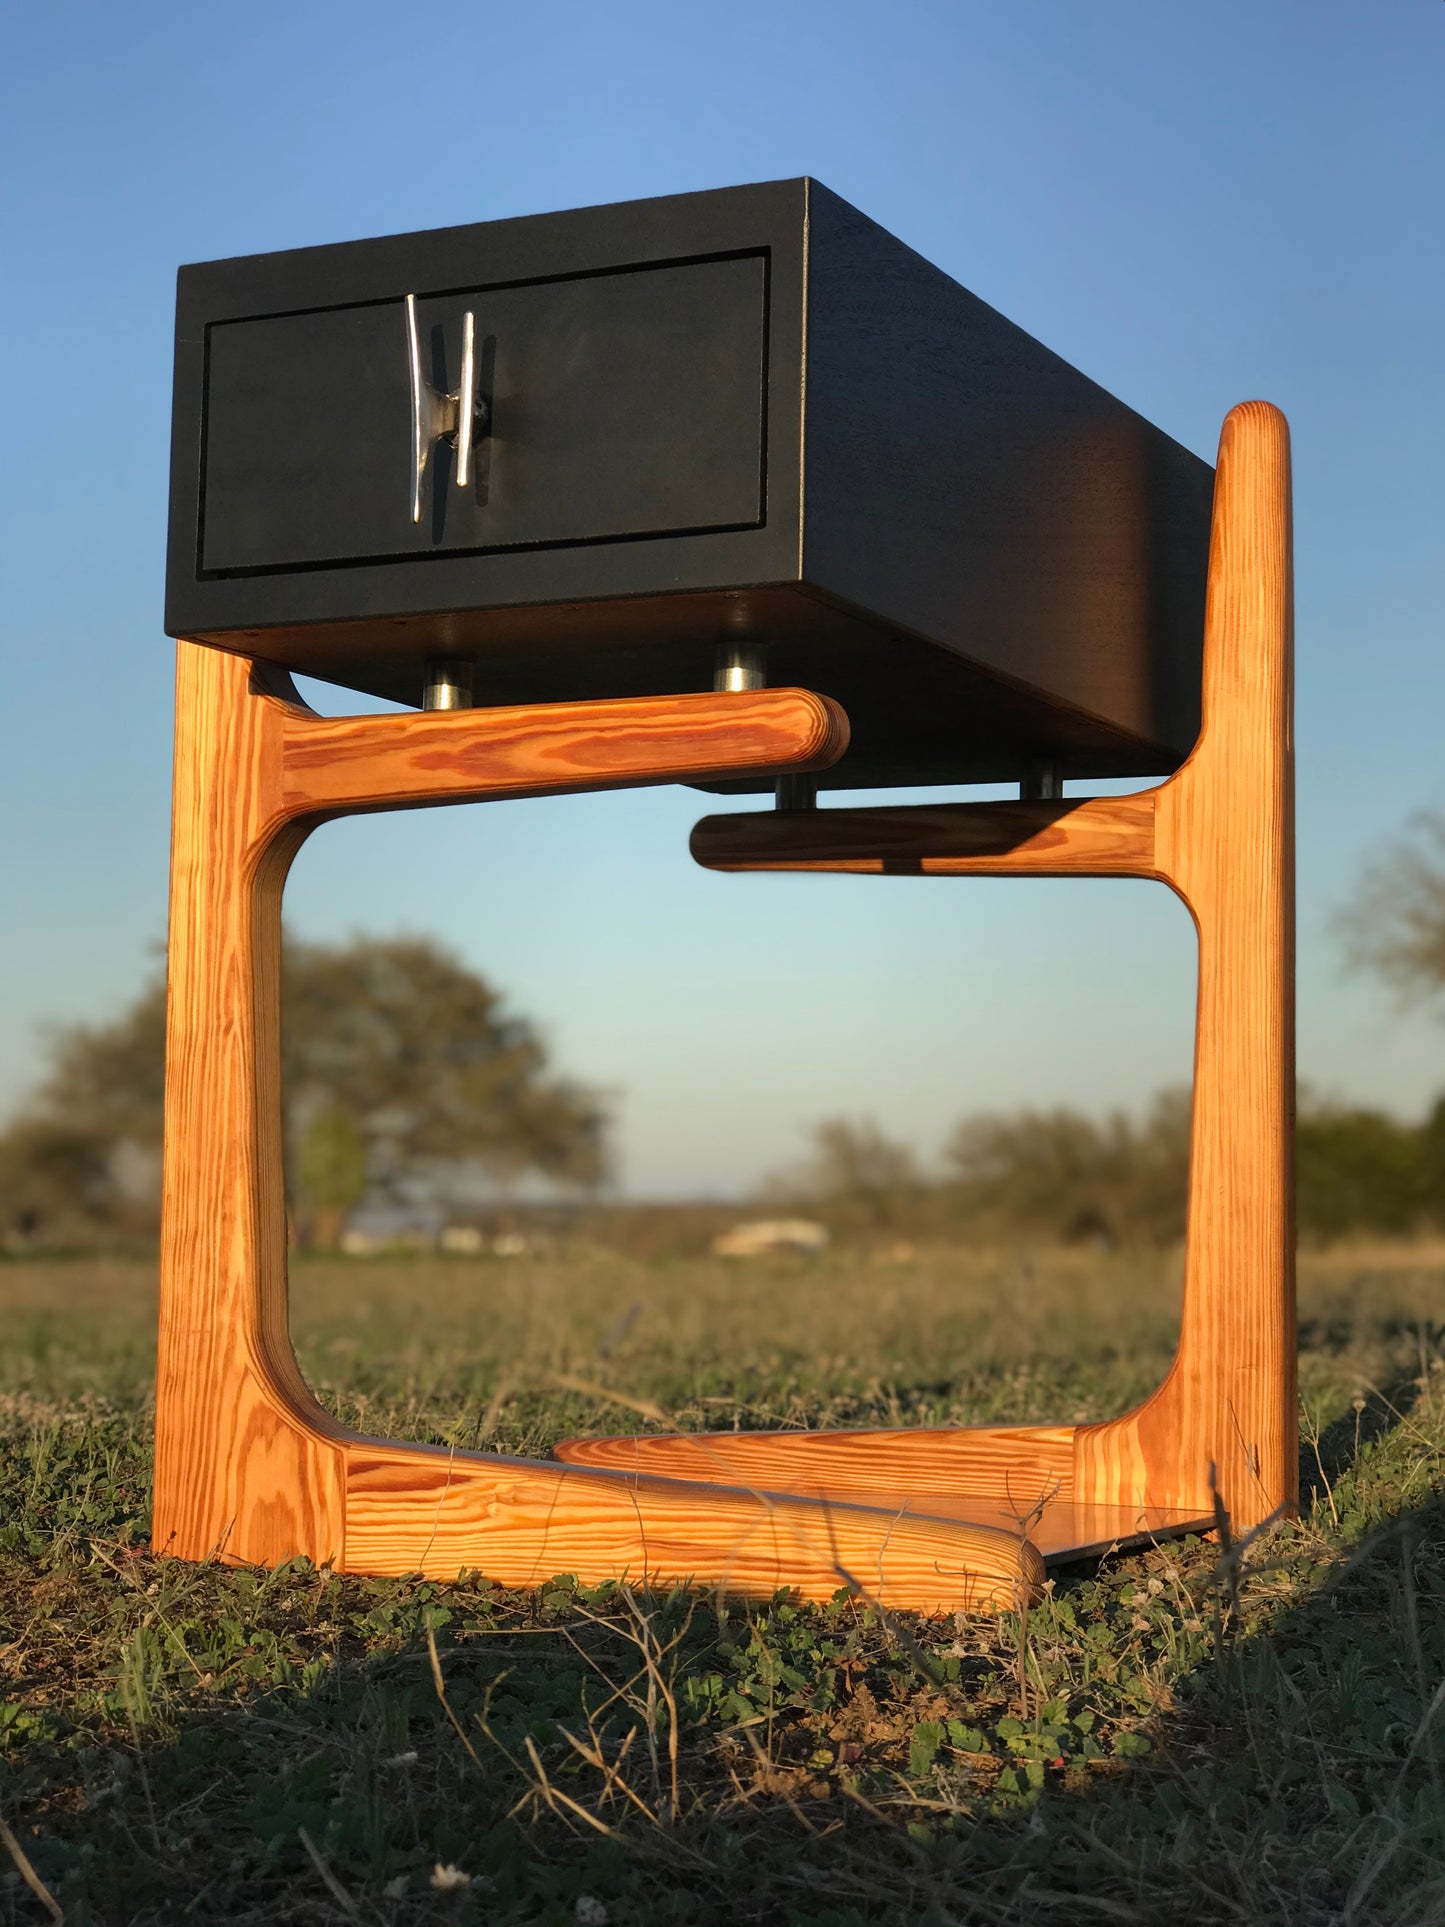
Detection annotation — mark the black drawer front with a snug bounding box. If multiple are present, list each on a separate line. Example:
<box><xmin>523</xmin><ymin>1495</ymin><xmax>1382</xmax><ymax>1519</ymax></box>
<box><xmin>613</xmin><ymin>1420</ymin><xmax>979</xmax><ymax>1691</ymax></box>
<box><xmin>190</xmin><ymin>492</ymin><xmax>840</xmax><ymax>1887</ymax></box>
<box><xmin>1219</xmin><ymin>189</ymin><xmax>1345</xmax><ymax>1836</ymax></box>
<box><xmin>200</xmin><ymin>253</ymin><xmax>767</xmax><ymax>575</ymax></box>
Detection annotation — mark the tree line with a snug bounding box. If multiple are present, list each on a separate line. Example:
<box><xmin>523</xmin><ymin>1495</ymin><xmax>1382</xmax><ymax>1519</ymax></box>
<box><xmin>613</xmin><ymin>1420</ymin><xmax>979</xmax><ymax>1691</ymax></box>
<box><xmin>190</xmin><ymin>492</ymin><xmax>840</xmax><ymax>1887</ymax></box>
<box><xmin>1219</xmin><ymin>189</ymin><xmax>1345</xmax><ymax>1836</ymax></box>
<box><xmin>759</xmin><ymin>803</ymin><xmax>1445</xmax><ymax>1247</ymax></box>
<box><xmin>763</xmin><ymin>1093</ymin><xmax>1445</xmax><ymax>1247</ymax></box>
<box><xmin>0</xmin><ymin>935</ymin><xmax>609</xmax><ymax>1248</ymax></box>
<box><xmin>4</xmin><ymin>800</ymin><xmax>1445</xmax><ymax>1250</ymax></box>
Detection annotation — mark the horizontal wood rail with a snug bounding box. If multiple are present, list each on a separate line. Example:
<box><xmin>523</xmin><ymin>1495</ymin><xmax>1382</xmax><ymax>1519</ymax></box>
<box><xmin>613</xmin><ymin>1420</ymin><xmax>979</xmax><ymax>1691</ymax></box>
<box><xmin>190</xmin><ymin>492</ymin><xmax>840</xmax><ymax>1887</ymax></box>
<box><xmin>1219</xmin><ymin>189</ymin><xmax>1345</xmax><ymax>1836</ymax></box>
<box><xmin>253</xmin><ymin>667</ymin><xmax>849</xmax><ymax>823</ymax></box>
<box><xmin>690</xmin><ymin>792</ymin><xmax>1159</xmax><ymax>877</ymax></box>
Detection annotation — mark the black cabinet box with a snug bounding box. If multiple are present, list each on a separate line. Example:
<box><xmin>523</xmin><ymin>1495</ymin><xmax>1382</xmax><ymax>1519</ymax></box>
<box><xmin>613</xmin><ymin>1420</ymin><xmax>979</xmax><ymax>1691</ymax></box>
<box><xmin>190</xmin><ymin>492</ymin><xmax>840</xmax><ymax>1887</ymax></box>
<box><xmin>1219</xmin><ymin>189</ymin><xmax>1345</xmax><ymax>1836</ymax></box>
<box><xmin>166</xmin><ymin>179</ymin><xmax>1214</xmax><ymax>790</ymax></box>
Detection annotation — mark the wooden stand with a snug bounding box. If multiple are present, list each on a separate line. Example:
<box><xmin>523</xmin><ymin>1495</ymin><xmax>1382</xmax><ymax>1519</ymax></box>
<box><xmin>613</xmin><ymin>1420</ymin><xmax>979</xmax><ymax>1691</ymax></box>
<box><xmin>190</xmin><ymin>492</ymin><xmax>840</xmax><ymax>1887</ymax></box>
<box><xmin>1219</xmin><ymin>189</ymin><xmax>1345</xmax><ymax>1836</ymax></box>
<box><xmin>154</xmin><ymin>400</ymin><xmax>1292</xmax><ymax>1613</ymax></box>
<box><xmin>556</xmin><ymin>402</ymin><xmax>1296</xmax><ymax>1564</ymax></box>
<box><xmin>153</xmin><ymin>655</ymin><xmax>1050</xmax><ymax>1610</ymax></box>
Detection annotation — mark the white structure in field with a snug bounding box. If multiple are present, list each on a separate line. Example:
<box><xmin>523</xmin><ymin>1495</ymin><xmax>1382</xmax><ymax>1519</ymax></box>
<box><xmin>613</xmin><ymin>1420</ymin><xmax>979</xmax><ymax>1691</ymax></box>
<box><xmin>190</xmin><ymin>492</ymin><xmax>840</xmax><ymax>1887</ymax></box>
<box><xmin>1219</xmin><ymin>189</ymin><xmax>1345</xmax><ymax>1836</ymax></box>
<box><xmin>711</xmin><ymin>1218</ymin><xmax>830</xmax><ymax>1259</ymax></box>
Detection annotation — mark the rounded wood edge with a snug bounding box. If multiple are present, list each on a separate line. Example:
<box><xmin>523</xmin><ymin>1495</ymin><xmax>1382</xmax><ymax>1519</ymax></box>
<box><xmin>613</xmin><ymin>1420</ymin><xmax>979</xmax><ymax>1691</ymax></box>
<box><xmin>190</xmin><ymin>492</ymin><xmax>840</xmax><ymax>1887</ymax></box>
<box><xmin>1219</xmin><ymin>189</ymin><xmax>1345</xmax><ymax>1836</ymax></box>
<box><xmin>673</xmin><ymin>685</ymin><xmax>850</xmax><ymax>779</ymax></box>
<box><xmin>273</xmin><ymin>684</ymin><xmax>851</xmax><ymax>817</ymax></box>
<box><xmin>686</xmin><ymin>793</ymin><xmax>1160</xmax><ymax>876</ymax></box>
<box><xmin>780</xmin><ymin>687</ymin><xmax>851</xmax><ymax>770</ymax></box>
<box><xmin>340</xmin><ymin>1441</ymin><xmax>1043</xmax><ymax>1613</ymax></box>
<box><xmin>1218</xmin><ymin>397</ymin><xmax>1290</xmax><ymax>460</ymax></box>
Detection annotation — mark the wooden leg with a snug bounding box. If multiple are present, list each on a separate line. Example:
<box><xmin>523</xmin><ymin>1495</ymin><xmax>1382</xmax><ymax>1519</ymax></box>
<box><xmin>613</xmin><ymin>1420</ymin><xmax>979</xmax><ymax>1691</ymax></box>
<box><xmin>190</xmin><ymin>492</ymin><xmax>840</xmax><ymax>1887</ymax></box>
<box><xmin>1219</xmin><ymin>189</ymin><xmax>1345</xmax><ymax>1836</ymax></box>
<box><xmin>558</xmin><ymin>401</ymin><xmax>1296</xmax><ymax>1556</ymax></box>
<box><xmin>153</xmin><ymin>647</ymin><xmax>1044</xmax><ymax>1612</ymax></box>
<box><xmin>1083</xmin><ymin>399</ymin><xmax>1296</xmax><ymax>1530</ymax></box>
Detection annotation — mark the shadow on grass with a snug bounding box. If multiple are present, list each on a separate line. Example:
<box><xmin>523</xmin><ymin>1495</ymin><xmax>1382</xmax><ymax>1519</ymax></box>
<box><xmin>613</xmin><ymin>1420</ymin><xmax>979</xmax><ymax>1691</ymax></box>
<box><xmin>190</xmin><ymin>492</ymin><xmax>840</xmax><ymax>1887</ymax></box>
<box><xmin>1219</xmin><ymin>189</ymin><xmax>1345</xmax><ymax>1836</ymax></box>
<box><xmin>3</xmin><ymin>1381</ymin><xmax>1445</xmax><ymax>1926</ymax></box>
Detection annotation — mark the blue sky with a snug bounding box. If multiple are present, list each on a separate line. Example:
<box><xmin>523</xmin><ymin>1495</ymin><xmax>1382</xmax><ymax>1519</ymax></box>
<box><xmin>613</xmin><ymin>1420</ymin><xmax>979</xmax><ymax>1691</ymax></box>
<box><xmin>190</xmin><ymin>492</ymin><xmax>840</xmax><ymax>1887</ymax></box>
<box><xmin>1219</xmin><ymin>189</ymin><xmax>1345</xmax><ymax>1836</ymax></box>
<box><xmin>1</xmin><ymin>1</ymin><xmax>1442</xmax><ymax>1195</ymax></box>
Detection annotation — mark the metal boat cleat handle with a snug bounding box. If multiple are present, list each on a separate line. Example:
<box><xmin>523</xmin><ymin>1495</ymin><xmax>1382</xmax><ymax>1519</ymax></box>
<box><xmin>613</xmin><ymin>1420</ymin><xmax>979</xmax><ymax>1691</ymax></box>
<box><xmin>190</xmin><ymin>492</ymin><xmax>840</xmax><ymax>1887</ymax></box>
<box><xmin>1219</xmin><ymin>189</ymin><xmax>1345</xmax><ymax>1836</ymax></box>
<box><xmin>405</xmin><ymin>294</ymin><xmax>486</xmax><ymax>523</ymax></box>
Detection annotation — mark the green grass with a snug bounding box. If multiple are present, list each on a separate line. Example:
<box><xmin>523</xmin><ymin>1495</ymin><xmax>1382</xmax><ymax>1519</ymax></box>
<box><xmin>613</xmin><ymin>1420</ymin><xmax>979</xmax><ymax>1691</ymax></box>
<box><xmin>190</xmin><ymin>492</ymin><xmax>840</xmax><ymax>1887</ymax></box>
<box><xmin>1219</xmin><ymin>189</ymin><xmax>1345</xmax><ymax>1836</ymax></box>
<box><xmin>2</xmin><ymin>1243</ymin><xmax>1445</xmax><ymax>1924</ymax></box>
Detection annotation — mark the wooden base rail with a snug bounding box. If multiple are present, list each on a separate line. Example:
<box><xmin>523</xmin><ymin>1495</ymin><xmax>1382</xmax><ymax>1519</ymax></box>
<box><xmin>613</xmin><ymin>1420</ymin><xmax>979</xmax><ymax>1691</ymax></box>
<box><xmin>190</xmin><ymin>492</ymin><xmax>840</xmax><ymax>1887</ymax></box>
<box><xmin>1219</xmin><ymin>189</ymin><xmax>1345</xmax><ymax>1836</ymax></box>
<box><xmin>558</xmin><ymin>401</ymin><xmax>1297</xmax><ymax>1564</ymax></box>
<box><xmin>156</xmin><ymin>400</ymin><xmax>1291</xmax><ymax>1613</ymax></box>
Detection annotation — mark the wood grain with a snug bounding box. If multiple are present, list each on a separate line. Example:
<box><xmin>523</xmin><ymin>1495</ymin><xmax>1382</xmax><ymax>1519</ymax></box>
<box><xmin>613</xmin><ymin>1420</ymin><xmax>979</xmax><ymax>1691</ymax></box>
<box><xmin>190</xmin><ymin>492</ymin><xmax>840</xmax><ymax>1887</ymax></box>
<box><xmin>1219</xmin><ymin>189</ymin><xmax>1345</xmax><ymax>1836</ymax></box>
<box><xmin>156</xmin><ymin>397</ymin><xmax>1290</xmax><ymax>1607</ymax></box>
<box><xmin>555</xmin><ymin>1424</ymin><xmax>1076</xmax><ymax>1501</ymax></box>
<box><xmin>155</xmin><ymin>647</ymin><xmax>349</xmax><ymax>1570</ymax></box>
<box><xmin>158</xmin><ymin>658</ymin><xmax>1044</xmax><ymax>1610</ymax></box>
<box><xmin>154</xmin><ymin>652</ymin><xmax>854</xmax><ymax>1579</ymax></box>
<box><xmin>667</xmin><ymin>401</ymin><xmax>1295</xmax><ymax>1536</ymax></box>
<box><xmin>690</xmin><ymin>793</ymin><xmax>1157</xmax><ymax>876</ymax></box>
<box><xmin>280</xmin><ymin>686</ymin><xmax>849</xmax><ymax>817</ymax></box>
<box><xmin>553</xmin><ymin>1437</ymin><xmax>1210</xmax><ymax>1565</ymax></box>
<box><xmin>343</xmin><ymin>1442</ymin><xmax>1042</xmax><ymax>1612</ymax></box>
<box><xmin>1084</xmin><ymin>400</ymin><xmax>1296</xmax><ymax>1526</ymax></box>
<box><xmin>551</xmin><ymin>1429</ymin><xmax>1212</xmax><ymax>1564</ymax></box>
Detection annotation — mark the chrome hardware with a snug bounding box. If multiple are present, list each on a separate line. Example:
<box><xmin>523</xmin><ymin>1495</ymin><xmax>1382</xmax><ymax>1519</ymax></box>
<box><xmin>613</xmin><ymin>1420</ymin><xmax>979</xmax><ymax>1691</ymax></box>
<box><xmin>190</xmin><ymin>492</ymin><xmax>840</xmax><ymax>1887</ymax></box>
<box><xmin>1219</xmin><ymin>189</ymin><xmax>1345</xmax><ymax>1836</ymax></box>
<box><xmin>422</xmin><ymin>657</ymin><xmax>474</xmax><ymax>711</ymax></box>
<box><xmin>405</xmin><ymin>294</ymin><xmax>485</xmax><ymax>524</ymax></box>
<box><xmin>455</xmin><ymin>311</ymin><xmax>476</xmax><ymax>491</ymax></box>
<box><xmin>713</xmin><ymin>643</ymin><xmax>768</xmax><ymax>692</ymax></box>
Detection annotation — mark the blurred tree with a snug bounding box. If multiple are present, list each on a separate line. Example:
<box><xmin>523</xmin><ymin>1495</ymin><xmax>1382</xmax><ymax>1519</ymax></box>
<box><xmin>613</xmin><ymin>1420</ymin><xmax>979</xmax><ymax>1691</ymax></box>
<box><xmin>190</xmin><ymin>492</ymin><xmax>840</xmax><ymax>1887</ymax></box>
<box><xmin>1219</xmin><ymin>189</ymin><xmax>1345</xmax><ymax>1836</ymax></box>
<box><xmin>1125</xmin><ymin>1087</ymin><xmax>1194</xmax><ymax>1244</ymax></box>
<box><xmin>0</xmin><ymin>989</ymin><xmax>165</xmax><ymax>1244</ymax></box>
<box><xmin>0</xmin><ymin>935</ymin><xmax>610</xmax><ymax>1246</ymax></box>
<box><xmin>1322</xmin><ymin>809</ymin><xmax>1445</xmax><ymax>1233</ymax></box>
<box><xmin>294</xmin><ymin>1110</ymin><xmax>369</xmax><ymax>1251</ymax></box>
<box><xmin>765</xmin><ymin>1093</ymin><xmax>1194</xmax><ymax>1247</ymax></box>
<box><xmin>0</xmin><ymin>1117</ymin><xmax>135</xmax><ymax>1244</ymax></box>
<box><xmin>1295</xmin><ymin>1099</ymin><xmax>1431</xmax><ymax>1240</ymax></box>
<box><xmin>1338</xmin><ymin>810</ymin><xmax>1445</xmax><ymax>1007</ymax></box>
<box><xmin>942</xmin><ymin>1091</ymin><xmax>1190</xmax><ymax>1246</ymax></box>
<box><xmin>34</xmin><ymin>975</ymin><xmax>168</xmax><ymax>1156</ymax></box>
<box><xmin>281</xmin><ymin>935</ymin><xmax>610</xmax><ymax>1239</ymax></box>
<box><xmin>1422</xmin><ymin>1095</ymin><xmax>1445</xmax><ymax>1209</ymax></box>
<box><xmin>766</xmin><ymin>1116</ymin><xmax>923</xmax><ymax>1235</ymax></box>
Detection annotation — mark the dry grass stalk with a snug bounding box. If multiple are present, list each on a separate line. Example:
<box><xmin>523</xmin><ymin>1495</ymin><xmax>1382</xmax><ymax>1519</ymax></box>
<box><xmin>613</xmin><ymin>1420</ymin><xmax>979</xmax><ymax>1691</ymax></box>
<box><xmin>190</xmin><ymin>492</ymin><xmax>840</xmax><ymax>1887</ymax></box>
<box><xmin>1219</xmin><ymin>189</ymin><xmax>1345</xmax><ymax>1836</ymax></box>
<box><xmin>296</xmin><ymin>1826</ymin><xmax>364</xmax><ymax>1921</ymax></box>
<box><xmin>0</xmin><ymin>1812</ymin><xmax>64</xmax><ymax>1923</ymax></box>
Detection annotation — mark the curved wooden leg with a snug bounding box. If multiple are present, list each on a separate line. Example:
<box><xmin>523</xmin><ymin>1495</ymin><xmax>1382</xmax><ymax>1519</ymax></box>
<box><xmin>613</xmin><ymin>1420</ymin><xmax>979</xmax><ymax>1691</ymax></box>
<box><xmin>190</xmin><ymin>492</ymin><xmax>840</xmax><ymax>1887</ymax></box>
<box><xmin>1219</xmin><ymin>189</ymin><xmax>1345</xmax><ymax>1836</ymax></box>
<box><xmin>154</xmin><ymin>645</ymin><xmax>349</xmax><ymax>1570</ymax></box>
<box><xmin>1079</xmin><ymin>399</ymin><xmax>1295</xmax><ymax>1530</ymax></box>
<box><xmin>558</xmin><ymin>401</ymin><xmax>1296</xmax><ymax>1554</ymax></box>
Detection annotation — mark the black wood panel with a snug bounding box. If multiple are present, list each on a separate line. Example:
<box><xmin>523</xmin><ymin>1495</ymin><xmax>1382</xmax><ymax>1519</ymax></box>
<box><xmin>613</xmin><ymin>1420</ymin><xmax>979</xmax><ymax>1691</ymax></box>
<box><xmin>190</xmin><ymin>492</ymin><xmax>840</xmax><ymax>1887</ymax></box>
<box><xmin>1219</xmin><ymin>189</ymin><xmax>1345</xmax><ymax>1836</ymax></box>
<box><xmin>165</xmin><ymin>178</ymin><xmax>1215</xmax><ymax>790</ymax></box>
<box><xmin>201</xmin><ymin>255</ymin><xmax>767</xmax><ymax>572</ymax></box>
<box><xmin>167</xmin><ymin>182</ymin><xmax>807</xmax><ymax>648</ymax></box>
<box><xmin>799</xmin><ymin>183</ymin><xmax>1212</xmax><ymax>763</ymax></box>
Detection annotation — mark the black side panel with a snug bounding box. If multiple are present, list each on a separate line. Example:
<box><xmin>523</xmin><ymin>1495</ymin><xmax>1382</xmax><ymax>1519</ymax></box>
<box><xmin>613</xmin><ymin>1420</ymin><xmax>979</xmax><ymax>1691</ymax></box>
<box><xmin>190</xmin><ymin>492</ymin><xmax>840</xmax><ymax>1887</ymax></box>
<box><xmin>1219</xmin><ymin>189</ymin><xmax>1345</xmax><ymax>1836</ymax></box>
<box><xmin>799</xmin><ymin>183</ymin><xmax>1212</xmax><ymax>769</ymax></box>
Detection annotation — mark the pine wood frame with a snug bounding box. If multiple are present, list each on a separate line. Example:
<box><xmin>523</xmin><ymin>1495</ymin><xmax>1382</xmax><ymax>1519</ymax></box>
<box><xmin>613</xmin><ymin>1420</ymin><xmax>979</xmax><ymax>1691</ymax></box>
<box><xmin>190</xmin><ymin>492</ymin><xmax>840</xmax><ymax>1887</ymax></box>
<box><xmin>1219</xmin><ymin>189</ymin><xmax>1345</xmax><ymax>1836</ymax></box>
<box><xmin>556</xmin><ymin>402</ymin><xmax>1296</xmax><ymax>1562</ymax></box>
<box><xmin>153</xmin><ymin>658</ymin><xmax>1052</xmax><ymax>1610</ymax></box>
<box><xmin>154</xmin><ymin>401</ymin><xmax>1291</xmax><ymax>1614</ymax></box>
